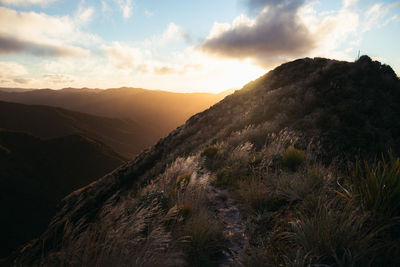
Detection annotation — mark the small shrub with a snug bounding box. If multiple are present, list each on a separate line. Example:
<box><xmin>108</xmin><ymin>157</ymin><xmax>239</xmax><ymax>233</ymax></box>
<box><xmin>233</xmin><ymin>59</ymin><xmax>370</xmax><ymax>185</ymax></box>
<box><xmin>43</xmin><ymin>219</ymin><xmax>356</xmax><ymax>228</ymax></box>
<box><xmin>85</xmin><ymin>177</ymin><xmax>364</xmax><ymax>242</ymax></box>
<box><xmin>201</xmin><ymin>146</ymin><xmax>219</xmax><ymax>159</ymax></box>
<box><xmin>177</xmin><ymin>204</ymin><xmax>193</xmax><ymax>219</ymax></box>
<box><xmin>277</xmin><ymin>169</ymin><xmax>326</xmax><ymax>203</ymax></box>
<box><xmin>265</xmin><ymin>196</ymin><xmax>288</xmax><ymax>212</ymax></box>
<box><xmin>180</xmin><ymin>209</ymin><xmax>225</xmax><ymax>266</ymax></box>
<box><xmin>211</xmin><ymin>168</ymin><xmax>232</xmax><ymax>188</ymax></box>
<box><xmin>282</xmin><ymin>147</ymin><xmax>306</xmax><ymax>171</ymax></box>
<box><xmin>176</xmin><ymin>173</ymin><xmax>191</xmax><ymax>187</ymax></box>
<box><xmin>238</xmin><ymin>177</ymin><xmax>269</xmax><ymax>212</ymax></box>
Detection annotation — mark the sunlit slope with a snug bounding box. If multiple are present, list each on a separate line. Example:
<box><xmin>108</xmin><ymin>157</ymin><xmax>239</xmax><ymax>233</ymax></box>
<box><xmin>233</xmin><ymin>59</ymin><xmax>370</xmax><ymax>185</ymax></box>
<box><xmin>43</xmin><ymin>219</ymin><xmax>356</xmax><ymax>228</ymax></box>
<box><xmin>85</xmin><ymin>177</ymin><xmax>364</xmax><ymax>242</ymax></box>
<box><xmin>0</xmin><ymin>87</ymin><xmax>229</xmax><ymax>137</ymax></box>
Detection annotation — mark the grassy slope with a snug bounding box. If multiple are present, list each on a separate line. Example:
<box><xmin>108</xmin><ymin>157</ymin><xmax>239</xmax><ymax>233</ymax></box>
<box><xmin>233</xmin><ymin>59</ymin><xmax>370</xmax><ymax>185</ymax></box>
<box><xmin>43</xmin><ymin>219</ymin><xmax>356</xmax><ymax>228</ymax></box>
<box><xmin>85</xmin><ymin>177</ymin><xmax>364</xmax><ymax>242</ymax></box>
<box><xmin>13</xmin><ymin>56</ymin><xmax>400</xmax><ymax>266</ymax></box>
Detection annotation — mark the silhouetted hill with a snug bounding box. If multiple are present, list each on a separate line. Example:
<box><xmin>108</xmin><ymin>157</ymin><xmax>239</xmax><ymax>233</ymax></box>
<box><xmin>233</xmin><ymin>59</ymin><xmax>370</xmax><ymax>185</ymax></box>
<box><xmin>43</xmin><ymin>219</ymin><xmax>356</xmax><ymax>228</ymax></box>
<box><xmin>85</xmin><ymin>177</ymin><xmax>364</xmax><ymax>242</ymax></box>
<box><xmin>0</xmin><ymin>88</ymin><xmax>34</xmax><ymax>93</ymax></box>
<box><xmin>0</xmin><ymin>101</ymin><xmax>157</xmax><ymax>157</ymax></box>
<box><xmin>0</xmin><ymin>87</ymin><xmax>229</xmax><ymax>138</ymax></box>
<box><xmin>0</xmin><ymin>130</ymin><xmax>126</xmax><ymax>259</ymax></box>
<box><xmin>13</xmin><ymin>57</ymin><xmax>400</xmax><ymax>266</ymax></box>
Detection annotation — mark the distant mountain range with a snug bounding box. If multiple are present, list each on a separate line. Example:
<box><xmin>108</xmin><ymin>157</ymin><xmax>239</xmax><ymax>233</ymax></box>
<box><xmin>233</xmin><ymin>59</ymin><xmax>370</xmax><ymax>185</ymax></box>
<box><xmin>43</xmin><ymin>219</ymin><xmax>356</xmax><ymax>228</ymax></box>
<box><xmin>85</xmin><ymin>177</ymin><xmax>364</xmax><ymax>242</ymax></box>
<box><xmin>0</xmin><ymin>100</ymin><xmax>155</xmax><ymax>158</ymax></box>
<box><xmin>0</xmin><ymin>87</ymin><xmax>230</xmax><ymax>141</ymax></box>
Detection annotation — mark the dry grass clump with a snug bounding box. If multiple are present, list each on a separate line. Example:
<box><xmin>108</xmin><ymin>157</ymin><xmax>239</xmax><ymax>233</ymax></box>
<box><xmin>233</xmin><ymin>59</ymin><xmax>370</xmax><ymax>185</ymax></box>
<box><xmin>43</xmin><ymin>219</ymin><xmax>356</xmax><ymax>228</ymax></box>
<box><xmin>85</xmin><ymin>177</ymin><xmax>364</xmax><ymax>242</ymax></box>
<box><xmin>282</xmin><ymin>147</ymin><xmax>306</xmax><ymax>171</ymax></box>
<box><xmin>200</xmin><ymin>146</ymin><xmax>219</xmax><ymax>159</ymax></box>
<box><xmin>176</xmin><ymin>173</ymin><xmax>191</xmax><ymax>187</ymax></box>
<box><xmin>237</xmin><ymin>177</ymin><xmax>288</xmax><ymax>213</ymax></box>
<box><xmin>350</xmin><ymin>152</ymin><xmax>400</xmax><ymax>218</ymax></box>
<box><xmin>289</xmin><ymin>199</ymin><xmax>378</xmax><ymax>266</ymax></box>
<box><xmin>178</xmin><ymin>208</ymin><xmax>225</xmax><ymax>267</ymax></box>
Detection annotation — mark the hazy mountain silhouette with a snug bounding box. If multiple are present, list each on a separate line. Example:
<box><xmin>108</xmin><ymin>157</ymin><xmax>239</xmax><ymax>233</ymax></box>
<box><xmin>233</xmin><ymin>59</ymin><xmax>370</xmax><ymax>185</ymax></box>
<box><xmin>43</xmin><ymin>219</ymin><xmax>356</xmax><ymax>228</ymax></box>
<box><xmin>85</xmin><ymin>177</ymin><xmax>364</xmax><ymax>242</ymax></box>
<box><xmin>0</xmin><ymin>87</ymin><xmax>229</xmax><ymax>138</ymax></box>
<box><xmin>0</xmin><ymin>101</ymin><xmax>158</xmax><ymax>157</ymax></box>
<box><xmin>0</xmin><ymin>130</ymin><xmax>126</xmax><ymax>259</ymax></box>
<box><xmin>12</xmin><ymin>57</ymin><xmax>400</xmax><ymax>266</ymax></box>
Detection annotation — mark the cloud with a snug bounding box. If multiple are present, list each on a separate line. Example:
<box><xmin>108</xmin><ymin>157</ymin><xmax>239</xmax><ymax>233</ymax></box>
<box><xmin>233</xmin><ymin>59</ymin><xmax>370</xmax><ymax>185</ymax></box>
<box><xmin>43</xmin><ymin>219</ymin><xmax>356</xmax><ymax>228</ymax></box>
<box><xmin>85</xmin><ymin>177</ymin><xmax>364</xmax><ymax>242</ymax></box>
<box><xmin>201</xmin><ymin>0</ymin><xmax>315</xmax><ymax>67</ymax></box>
<box><xmin>0</xmin><ymin>0</ymin><xmax>57</xmax><ymax>6</ymax></box>
<box><xmin>115</xmin><ymin>0</ymin><xmax>133</xmax><ymax>19</ymax></box>
<box><xmin>153</xmin><ymin>64</ymin><xmax>201</xmax><ymax>75</ymax></box>
<box><xmin>144</xmin><ymin>9</ymin><xmax>154</xmax><ymax>17</ymax></box>
<box><xmin>363</xmin><ymin>2</ymin><xmax>400</xmax><ymax>32</ymax></box>
<box><xmin>75</xmin><ymin>5</ymin><xmax>94</xmax><ymax>25</ymax></box>
<box><xmin>43</xmin><ymin>74</ymin><xmax>75</xmax><ymax>84</ymax></box>
<box><xmin>102</xmin><ymin>42</ymin><xmax>142</xmax><ymax>70</ymax></box>
<box><xmin>0</xmin><ymin>61</ymin><xmax>28</xmax><ymax>78</ymax></box>
<box><xmin>153</xmin><ymin>66</ymin><xmax>176</xmax><ymax>75</ymax></box>
<box><xmin>246</xmin><ymin>0</ymin><xmax>305</xmax><ymax>12</ymax></box>
<box><xmin>0</xmin><ymin>35</ymin><xmax>88</xmax><ymax>57</ymax></box>
<box><xmin>159</xmin><ymin>22</ymin><xmax>191</xmax><ymax>44</ymax></box>
<box><xmin>102</xmin><ymin>0</ymin><xmax>111</xmax><ymax>13</ymax></box>
<box><xmin>201</xmin><ymin>0</ymin><xmax>398</xmax><ymax>68</ymax></box>
<box><xmin>13</xmin><ymin>78</ymin><xmax>31</xmax><ymax>84</ymax></box>
<box><xmin>0</xmin><ymin>6</ymin><xmax>97</xmax><ymax>58</ymax></box>
<box><xmin>0</xmin><ymin>61</ymin><xmax>30</xmax><ymax>85</ymax></box>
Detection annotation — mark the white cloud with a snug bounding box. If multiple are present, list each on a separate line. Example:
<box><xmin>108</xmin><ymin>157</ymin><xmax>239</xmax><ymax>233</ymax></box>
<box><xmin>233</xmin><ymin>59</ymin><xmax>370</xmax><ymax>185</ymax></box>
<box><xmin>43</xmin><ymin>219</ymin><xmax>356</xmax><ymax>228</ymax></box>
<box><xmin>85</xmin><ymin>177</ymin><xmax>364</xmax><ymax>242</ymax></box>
<box><xmin>0</xmin><ymin>61</ymin><xmax>28</xmax><ymax>78</ymax></box>
<box><xmin>43</xmin><ymin>74</ymin><xmax>75</xmax><ymax>84</ymax></box>
<box><xmin>0</xmin><ymin>6</ymin><xmax>99</xmax><ymax>57</ymax></box>
<box><xmin>201</xmin><ymin>0</ymin><xmax>399</xmax><ymax>67</ymax></box>
<box><xmin>363</xmin><ymin>1</ymin><xmax>400</xmax><ymax>32</ymax></box>
<box><xmin>300</xmin><ymin>0</ymin><xmax>360</xmax><ymax>57</ymax></box>
<box><xmin>0</xmin><ymin>61</ymin><xmax>30</xmax><ymax>85</ymax></box>
<box><xmin>102</xmin><ymin>42</ymin><xmax>142</xmax><ymax>70</ymax></box>
<box><xmin>160</xmin><ymin>23</ymin><xmax>185</xmax><ymax>44</ymax></box>
<box><xmin>0</xmin><ymin>0</ymin><xmax>57</xmax><ymax>6</ymax></box>
<box><xmin>144</xmin><ymin>9</ymin><xmax>154</xmax><ymax>17</ymax></box>
<box><xmin>115</xmin><ymin>0</ymin><xmax>133</xmax><ymax>19</ymax></box>
<box><xmin>75</xmin><ymin>6</ymin><xmax>94</xmax><ymax>25</ymax></box>
<box><xmin>102</xmin><ymin>0</ymin><xmax>111</xmax><ymax>13</ymax></box>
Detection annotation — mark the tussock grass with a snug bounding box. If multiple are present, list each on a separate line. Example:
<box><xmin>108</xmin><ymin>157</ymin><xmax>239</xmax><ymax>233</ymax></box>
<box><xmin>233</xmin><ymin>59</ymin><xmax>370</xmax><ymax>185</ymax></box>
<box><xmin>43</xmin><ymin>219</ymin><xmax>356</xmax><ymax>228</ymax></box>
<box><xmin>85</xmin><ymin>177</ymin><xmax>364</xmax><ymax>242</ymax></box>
<box><xmin>350</xmin><ymin>152</ymin><xmax>400</xmax><ymax>218</ymax></box>
<box><xmin>200</xmin><ymin>146</ymin><xmax>218</xmax><ymax>159</ymax></box>
<box><xmin>282</xmin><ymin>147</ymin><xmax>306</xmax><ymax>171</ymax></box>
<box><xmin>289</xmin><ymin>199</ymin><xmax>378</xmax><ymax>266</ymax></box>
<box><xmin>179</xmin><ymin>208</ymin><xmax>225</xmax><ymax>267</ymax></box>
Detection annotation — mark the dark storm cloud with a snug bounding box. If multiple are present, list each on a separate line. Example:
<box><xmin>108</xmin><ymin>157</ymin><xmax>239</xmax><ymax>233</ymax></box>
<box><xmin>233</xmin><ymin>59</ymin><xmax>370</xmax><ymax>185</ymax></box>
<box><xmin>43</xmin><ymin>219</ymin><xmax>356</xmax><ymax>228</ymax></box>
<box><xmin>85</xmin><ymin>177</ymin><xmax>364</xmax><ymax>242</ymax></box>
<box><xmin>201</xmin><ymin>0</ymin><xmax>314</xmax><ymax>67</ymax></box>
<box><xmin>0</xmin><ymin>35</ymin><xmax>86</xmax><ymax>57</ymax></box>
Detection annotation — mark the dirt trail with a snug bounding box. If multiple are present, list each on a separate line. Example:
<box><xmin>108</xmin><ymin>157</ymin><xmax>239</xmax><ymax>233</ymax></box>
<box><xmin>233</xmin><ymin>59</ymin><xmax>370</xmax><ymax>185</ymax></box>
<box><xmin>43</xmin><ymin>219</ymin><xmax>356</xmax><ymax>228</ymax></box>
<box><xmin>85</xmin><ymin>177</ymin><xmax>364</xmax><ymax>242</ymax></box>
<box><xmin>206</xmin><ymin>185</ymin><xmax>248</xmax><ymax>267</ymax></box>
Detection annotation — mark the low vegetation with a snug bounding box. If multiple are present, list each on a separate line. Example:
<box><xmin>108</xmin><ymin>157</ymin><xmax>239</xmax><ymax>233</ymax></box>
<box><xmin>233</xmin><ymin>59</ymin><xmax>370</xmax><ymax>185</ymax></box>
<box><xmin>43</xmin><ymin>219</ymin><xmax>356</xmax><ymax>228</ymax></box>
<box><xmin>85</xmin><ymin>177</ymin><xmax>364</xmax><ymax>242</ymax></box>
<box><xmin>281</xmin><ymin>147</ymin><xmax>306</xmax><ymax>171</ymax></box>
<box><xmin>13</xmin><ymin>57</ymin><xmax>400</xmax><ymax>266</ymax></box>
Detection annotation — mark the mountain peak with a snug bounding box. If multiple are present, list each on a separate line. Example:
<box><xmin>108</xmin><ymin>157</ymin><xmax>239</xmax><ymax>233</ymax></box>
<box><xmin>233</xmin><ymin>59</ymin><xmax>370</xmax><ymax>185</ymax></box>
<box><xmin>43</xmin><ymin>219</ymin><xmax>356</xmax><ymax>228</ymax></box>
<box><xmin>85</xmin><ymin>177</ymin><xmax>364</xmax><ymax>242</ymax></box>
<box><xmin>13</xmin><ymin>57</ymin><xmax>400</xmax><ymax>266</ymax></box>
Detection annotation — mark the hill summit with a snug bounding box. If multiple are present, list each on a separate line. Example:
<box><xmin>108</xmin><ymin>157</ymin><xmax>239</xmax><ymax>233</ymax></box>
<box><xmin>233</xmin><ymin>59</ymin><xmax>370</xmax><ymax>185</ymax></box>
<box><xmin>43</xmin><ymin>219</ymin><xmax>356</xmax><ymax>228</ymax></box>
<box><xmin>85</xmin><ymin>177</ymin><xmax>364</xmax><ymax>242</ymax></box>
<box><xmin>13</xmin><ymin>56</ymin><xmax>400</xmax><ymax>266</ymax></box>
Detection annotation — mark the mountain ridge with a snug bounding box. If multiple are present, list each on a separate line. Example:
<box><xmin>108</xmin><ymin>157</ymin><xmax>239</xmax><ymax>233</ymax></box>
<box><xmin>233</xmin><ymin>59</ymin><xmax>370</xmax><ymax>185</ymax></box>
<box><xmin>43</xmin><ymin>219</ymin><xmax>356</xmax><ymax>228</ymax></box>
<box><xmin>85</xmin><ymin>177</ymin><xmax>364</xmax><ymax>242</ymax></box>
<box><xmin>0</xmin><ymin>100</ymin><xmax>157</xmax><ymax>157</ymax></box>
<box><xmin>12</xmin><ymin>56</ymin><xmax>400</xmax><ymax>266</ymax></box>
<box><xmin>0</xmin><ymin>87</ymin><xmax>230</xmax><ymax>138</ymax></box>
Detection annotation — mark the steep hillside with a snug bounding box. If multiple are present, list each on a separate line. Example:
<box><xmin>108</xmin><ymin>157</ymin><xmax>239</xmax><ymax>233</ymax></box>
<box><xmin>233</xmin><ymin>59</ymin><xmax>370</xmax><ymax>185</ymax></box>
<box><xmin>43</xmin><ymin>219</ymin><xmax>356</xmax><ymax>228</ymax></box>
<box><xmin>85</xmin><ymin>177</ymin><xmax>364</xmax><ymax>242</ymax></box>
<box><xmin>0</xmin><ymin>87</ymin><xmax>229</xmax><ymax>137</ymax></box>
<box><xmin>0</xmin><ymin>101</ymin><xmax>156</xmax><ymax>157</ymax></box>
<box><xmin>13</xmin><ymin>57</ymin><xmax>400</xmax><ymax>266</ymax></box>
<box><xmin>0</xmin><ymin>130</ymin><xmax>126</xmax><ymax>259</ymax></box>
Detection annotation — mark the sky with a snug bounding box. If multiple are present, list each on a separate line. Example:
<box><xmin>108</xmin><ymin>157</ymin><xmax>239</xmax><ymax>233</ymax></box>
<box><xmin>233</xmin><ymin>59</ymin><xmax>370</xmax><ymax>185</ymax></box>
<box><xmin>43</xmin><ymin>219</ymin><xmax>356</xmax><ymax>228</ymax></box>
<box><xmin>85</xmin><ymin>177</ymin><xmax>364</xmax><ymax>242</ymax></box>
<box><xmin>0</xmin><ymin>0</ymin><xmax>399</xmax><ymax>93</ymax></box>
